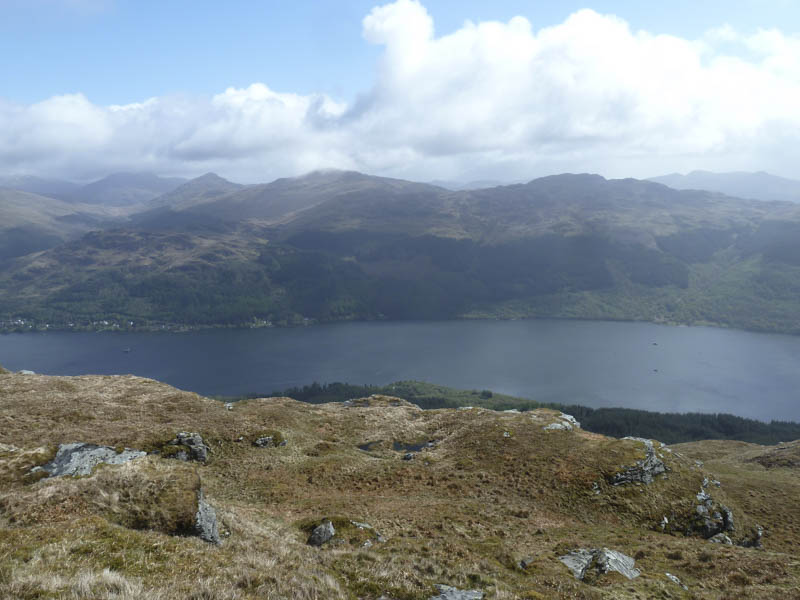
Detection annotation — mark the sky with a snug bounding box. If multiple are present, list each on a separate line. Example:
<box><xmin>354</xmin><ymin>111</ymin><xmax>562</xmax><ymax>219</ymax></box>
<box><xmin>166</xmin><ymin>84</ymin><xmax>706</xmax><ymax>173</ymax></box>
<box><xmin>2</xmin><ymin>0</ymin><xmax>800</xmax><ymax>183</ymax></box>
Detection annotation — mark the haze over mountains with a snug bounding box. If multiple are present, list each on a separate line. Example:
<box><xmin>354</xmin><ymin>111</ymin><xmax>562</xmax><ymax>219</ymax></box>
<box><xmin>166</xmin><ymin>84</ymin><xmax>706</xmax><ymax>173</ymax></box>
<box><xmin>2</xmin><ymin>168</ymin><xmax>800</xmax><ymax>334</ymax></box>
<box><xmin>649</xmin><ymin>171</ymin><xmax>800</xmax><ymax>204</ymax></box>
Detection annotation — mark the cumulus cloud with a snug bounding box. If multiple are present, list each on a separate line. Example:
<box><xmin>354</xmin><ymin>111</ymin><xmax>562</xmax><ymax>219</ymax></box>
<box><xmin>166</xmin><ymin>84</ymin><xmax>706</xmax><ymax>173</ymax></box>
<box><xmin>3</xmin><ymin>0</ymin><xmax>800</xmax><ymax>182</ymax></box>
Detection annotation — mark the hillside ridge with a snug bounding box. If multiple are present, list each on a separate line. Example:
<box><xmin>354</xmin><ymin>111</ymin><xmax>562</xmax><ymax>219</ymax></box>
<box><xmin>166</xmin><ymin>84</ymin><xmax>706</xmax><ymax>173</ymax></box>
<box><xmin>1</xmin><ymin>371</ymin><xmax>799</xmax><ymax>598</ymax></box>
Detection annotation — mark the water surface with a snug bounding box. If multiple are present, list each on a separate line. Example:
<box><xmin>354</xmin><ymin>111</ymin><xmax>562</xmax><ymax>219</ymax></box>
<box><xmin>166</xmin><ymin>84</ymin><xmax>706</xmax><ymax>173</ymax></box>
<box><xmin>2</xmin><ymin>319</ymin><xmax>799</xmax><ymax>422</ymax></box>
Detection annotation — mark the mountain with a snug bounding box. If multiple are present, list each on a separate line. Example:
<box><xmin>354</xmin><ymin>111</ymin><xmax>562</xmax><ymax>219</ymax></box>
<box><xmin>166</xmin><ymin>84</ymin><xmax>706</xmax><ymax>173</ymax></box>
<box><xmin>0</xmin><ymin>189</ymin><xmax>121</xmax><ymax>260</ymax></box>
<box><xmin>140</xmin><ymin>169</ymin><xmax>444</xmax><ymax>228</ymax></box>
<box><xmin>147</xmin><ymin>172</ymin><xmax>244</xmax><ymax>210</ymax></box>
<box><xmin>0</xmin><ymin>175</ymin><xmax>80</xmax><ymax>200</ymax></box>
<box><xmin>4</xmin><ymin>172</ymin><xmax>800</xmax><ymax>333</ymax></box>
<box><xmin>649</xmin><ymin>171</ymin><xmax>800</xmax><ymax>203</ymax></box>
<box><xmin>67</xmin><ymin>172</ymin><xmax>188</xmax><ymax>206</ymax></box>
<box><xmin>0</xmin><ymin>370</ymin><xmax>797</xmax><ymax>598</ymax></box>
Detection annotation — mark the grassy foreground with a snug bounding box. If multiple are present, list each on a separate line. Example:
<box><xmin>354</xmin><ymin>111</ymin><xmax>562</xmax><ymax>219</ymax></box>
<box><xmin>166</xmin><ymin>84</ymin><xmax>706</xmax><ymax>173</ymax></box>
<box><xmin>2</xmin><ymin>372</ymin><xmax>800</xmax><ymax>598</ymax></box>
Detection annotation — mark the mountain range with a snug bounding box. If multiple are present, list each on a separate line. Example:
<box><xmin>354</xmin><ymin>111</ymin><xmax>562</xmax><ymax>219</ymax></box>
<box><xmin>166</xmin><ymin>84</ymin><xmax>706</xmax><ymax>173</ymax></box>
<box><xmin>2</xmin><ymin>169</ymin><xmax>800</xmax><ymax>333</ymax></box>
<box><xmin>649</xmin><ymin>171</ymin><xmax>800</xmax><ymax>203</ymax></box>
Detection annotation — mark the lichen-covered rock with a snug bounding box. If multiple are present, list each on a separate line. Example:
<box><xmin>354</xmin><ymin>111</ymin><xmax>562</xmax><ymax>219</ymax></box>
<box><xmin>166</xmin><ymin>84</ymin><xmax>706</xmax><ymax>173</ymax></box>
<box><xmin>31</xmin><ymin>442</ymin><xmax>146</xmax><ymax>478</ymax></box>
<box><xmin>610</xmin><ymin>438</ymin><xmax>666</xmax><ymax>485</ymax></box>
<box><xmin>193</xmin><ymin>490</ymin><xmax>220</xmax><ymax>544</ymax></box>
<box><xmin>308</xmin><ymin>519</ymin><xmax>335</xmax><ymax>546</ymax></box>
<box><xmin>164</xmin><ymin>432</ymin><xmax>209</xmax><ymax>463</ymax></box>
<box><xmin>559</xmin><ymin>548</ymin><xmax>641</xmax><ymax>581</ymax></box>
<box><xmin>429</xmin><ymin>584</ymin><xmax>484</xmax><ymax>599</ymax></box>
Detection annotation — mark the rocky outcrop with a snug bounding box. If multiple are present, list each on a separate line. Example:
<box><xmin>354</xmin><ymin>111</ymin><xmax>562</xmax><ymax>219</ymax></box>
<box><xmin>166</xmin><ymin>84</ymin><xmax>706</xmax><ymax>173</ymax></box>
<box><xmin>31</xmin><ymin>443</ymin><xmax>146</xmax><ymax>478</ymax></box>
<box><xmin>559</xmin><ymin>548</ymin><xmax>641</xmax><ymax>581</ymax></box>
<box><xmin>164</xmin><ymin>432</ymin><xmax>209</xmax><ymax>462</ymax></box>
<box><xmin>544</xmin><ymin>412</ymin><xmax>580</xmax><ymax>431</ymax></box>
<box><xmin>308</xmin><ymin>519</ymin><xmax>335</xmax><ymax>546</ymax></box>
<box><xmin>610</xmin><ymin>437</ymin><xmax>666</xmax><ymax>485</ymax></box>
<box><xmin>429</xmin><ymin>584</ymin><xmax>484</xmax><ymax>599</ymax></box>
<box><xmin>690</xmin><ymin>480</ymin><xmax>735</xmax><ymax>539</ymax></box>
<box><xmin>193</xmin><ymin>490</ymin><xmax>220</xmax><ymax>544</ymax></box>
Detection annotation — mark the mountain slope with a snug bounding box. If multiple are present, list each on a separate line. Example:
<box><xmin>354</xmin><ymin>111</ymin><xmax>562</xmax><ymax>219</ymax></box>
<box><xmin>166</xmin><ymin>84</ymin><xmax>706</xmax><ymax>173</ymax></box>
<box><xmin>0</xmin><ymin>189</ymin><xmax>121</xmax><ymax>260</ymax></box>
<box><xmin>4</xmin><ymin>172</ymin><xmax>800</xmax><ymax>333</ymax></box>
<box><xmin>0</xmin><ymin>175</ymin><xmax>80</xmax><ymax>200</ymax></box>
<box><xmin>649</xmin><ymin>171</ymin><xmax>800</xmax><ymax>203</ymax></box>
<box><xmin>67</xmin><ymin>172</ymin><xmax>188</xmax><ymax>206</ymax></box>
<box><xmin>1</xmin><ymin>371</ymin><xmax>797</xmax><ymax>598</ymax></box>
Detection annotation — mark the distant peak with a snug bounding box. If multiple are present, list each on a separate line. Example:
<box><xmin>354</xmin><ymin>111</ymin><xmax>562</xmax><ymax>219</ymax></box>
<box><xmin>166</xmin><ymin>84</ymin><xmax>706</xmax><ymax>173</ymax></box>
<box><xmin>193</xmin><ymin>172</ymin><xmax>227</xmax><ymax>182</ymax></box>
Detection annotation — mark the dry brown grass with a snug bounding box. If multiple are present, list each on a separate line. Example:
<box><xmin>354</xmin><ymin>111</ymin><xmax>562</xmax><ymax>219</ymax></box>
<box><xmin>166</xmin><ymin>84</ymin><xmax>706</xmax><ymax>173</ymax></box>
<box><xmin>1</xmin><ymin>373</ymin><xmax>799</xmax><ymax>598</ymax></box>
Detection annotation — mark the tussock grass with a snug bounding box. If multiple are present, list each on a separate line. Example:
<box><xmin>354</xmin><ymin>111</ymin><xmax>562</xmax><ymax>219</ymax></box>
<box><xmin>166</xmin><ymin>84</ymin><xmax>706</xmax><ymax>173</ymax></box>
<box><xmin>1</xmin><ymin>373</ymin><xmax>800</xmax><ymax>598</ymax></box>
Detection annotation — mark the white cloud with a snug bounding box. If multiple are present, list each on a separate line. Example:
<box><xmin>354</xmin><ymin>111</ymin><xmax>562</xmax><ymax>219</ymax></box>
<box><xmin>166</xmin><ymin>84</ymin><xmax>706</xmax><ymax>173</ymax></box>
<box><xmin>3</xmin><ymin>1</ymin><xmax>800</xmax><ymax>182</ymax></box>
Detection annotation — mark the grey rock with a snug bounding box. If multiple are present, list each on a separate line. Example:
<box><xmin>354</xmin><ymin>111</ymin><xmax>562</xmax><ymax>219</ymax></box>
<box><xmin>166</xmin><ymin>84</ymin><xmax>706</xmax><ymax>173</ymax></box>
<box><xmin>740</xmin><ymin>525</ymin><xmax>764</xmax><ymax>548</ymax></box>
<box><xmin>350</xmin><ymin>520</ymin><xmax>373</xmax><ymax>530</ymax></box>
<box><xmin>721</xmin><ymin>506</ymin><xmax>735</xmax><ymax>531</ymax></box>
<box><xmin>193</xmin><ymin>491</ymin><xmax>220</xmax><ymax>544</ymax></box>
<box><xmin>518</xmin><ymin>557</ymin><xmax>535</xmax><ymax>570</ymax></box>
<box><xmin>308</xmin><ymin>519</ymin><xmax>335</xmax><ymax>546</ymax></box>
<box><xmin>559</xmin><ymin>548</ymin><xmax>640</xmax><ymax>581</ymax></box>
<box><xmin>429</xmin><ymin>584</ymin><xmax>484</xmax><ymax>599</ymax></box>
<box><xmin>560</xmin><ymin>549</ymin><xmax>595</xmax><ymax>580</ymax></box>
<box><xmin>611</xmin><ymin>438</ymin><xmax>666</xmax><ymax>485</ymax></box>
<box><xmin>595</xmin><ymin>548</ymin><xmax>641</xmax><ymax>579</ymax></box>
<box><xmin>165</xmin><ymin>432</ymin><xmax>209</xmax><ymax>463</ymax></box>
<box><xmin>32</xmin><ymin>442</ymin><xmax>146</xmax><ymax>478</ymax></box>
<box><xmin>665</xmin><ymin>572</ymin><xmax>688</xmax><ymax>590</ymax></box>
<box><xmin>19</xmin><ymin>370</ymin><xmax>36</xmax><ymax>375</ymax></box>
<box><xmin>544</xmin><ymin>412</ymin><xmax>580</xmax><ymax>431</ymax></box>
<box><xmin>403</xmin><ymin>452</ymin><xmax>415</xmax><ymax>461</ymax></box>
<box><xmin>253</xmin><ymin>436</ymin><xmax>276</xmax><ymax>448</ymax></box>
<box><xmin>709</xmin><ymin>533</ymin><xmax>733</xmax><ymax>545</ymax></box>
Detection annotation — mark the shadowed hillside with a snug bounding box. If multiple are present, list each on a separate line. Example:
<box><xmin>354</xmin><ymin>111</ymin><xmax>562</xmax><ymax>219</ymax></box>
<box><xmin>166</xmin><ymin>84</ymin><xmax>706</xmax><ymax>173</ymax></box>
<box><xmin>4</xmin><ymin>172</ymin><xmax>800</xmax><ymax>334</ymax></box>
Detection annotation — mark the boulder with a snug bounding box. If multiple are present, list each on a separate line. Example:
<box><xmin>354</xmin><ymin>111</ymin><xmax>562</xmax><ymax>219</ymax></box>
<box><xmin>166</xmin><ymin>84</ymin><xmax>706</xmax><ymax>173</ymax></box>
<box><xmin>164</xmin><ymin>432</ymin><xmax>209</xmax><ymax>463</ymax></box>
<box><xmin>31</xmin><ymin>442</ymin><xmax>146</xmax><ymax>478</ymax></box>
<box><xmin>193</xmin><ymin>490</ymin><xmax>220</xmax><ymax>545</ymax></box>
<box><xmin>429</xmin><ymin>584</ymin><xmax>484</xmax><ymax>599</ymax></box>
<box><xmin>610</xmin><ymin>438</ymin><xmax>666</xmax><ymax>485</ymax></box>
<box><xmin>308</xmin><ymin>519</ymin><xmax>335</xmax><ymax>546</ymax></box>
<box><xmin>559</xmin><ymin>548</ymin><xmax>640</xmax><ymax>581</ymax></box>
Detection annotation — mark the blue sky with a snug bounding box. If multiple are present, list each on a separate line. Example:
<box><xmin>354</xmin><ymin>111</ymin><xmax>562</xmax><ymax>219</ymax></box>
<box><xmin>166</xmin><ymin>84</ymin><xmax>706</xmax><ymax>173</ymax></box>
<box><xmin>2</xmin><ymin>0</ymin><xmax>800</xmax><ymax>182</ymax></box>
<box><xmin>3</xmin><ymin>0</ymin><xmax>798</xmax><ymax>104</ymax></box>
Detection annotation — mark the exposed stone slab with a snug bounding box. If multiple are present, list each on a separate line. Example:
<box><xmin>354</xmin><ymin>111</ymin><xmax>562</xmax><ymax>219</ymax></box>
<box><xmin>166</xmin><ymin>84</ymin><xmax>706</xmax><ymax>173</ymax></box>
<box><xmin>429</xmin><ymin>584</ymin><xmax>484</xmax><ymax>599</ymax></box>
<box><xmin>193</xmin><ymin>490</ymin><xmax>220</xmax><ymax>544</ymax></box>
<box><xmin>32</xmin><ymin>442</ymin><xmax>146</xmax><ymax>478</ymax></box>
<box><xmin>559</xmin><ymin>547</ymin><xmax>640</xmax><ymax>581</ymax></box>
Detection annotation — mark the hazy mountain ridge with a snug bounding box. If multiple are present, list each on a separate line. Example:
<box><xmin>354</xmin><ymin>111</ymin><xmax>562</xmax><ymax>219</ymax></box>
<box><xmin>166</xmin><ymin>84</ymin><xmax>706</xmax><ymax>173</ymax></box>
<box><xmin>649</xmin><ymin>171</ymin><xmax>800</xmax><ymax>203</ymax></box>
<box><xmin>4</xmin><ymin>171</ymin><xmax>800</xmax><ymax>333</ymax></box>
<box><xmin>0</xmin><ymin>188</ymin><xmax>125</xmax><ymax>260</ymax></box>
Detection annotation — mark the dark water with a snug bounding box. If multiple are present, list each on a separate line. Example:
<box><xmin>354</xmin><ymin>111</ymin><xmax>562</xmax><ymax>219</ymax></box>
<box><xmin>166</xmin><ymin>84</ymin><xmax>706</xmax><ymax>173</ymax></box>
<box><xmin>2</xmin><ymin>319</ymin><xmax>799</xmax><ymax>422</ymax></box>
